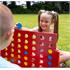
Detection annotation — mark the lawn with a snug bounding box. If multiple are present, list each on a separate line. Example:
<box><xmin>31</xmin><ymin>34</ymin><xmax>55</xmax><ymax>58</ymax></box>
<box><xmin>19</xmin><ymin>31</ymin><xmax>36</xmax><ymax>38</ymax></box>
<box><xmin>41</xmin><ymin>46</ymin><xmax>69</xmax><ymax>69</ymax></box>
<box><xmin>13</xmin><ymin>14</ymin><xmax>70</xmax><ymax>52</ymax></box>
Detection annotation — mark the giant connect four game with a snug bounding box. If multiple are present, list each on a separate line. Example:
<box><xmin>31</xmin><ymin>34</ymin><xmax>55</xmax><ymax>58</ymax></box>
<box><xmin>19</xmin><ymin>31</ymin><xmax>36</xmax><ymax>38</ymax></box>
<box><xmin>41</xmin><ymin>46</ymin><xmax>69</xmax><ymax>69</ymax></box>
<box><xmin>1</xmin><ymin>23</ymin><xmax>59</xmax><ymax>67</ymax></box>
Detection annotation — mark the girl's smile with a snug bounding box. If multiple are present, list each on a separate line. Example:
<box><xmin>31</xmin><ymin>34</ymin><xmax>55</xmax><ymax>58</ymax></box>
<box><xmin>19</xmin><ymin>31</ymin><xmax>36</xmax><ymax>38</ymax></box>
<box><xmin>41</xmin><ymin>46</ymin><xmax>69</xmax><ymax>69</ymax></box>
<box><xmin>39</xmin><ymin>13</ymin><xmax>52</xmax><ymax>32</ymax></box>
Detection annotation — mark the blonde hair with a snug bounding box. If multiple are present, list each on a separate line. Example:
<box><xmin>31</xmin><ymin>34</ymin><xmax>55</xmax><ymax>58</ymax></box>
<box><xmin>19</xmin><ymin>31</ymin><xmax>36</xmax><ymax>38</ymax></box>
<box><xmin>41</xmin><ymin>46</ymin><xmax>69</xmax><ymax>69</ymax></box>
<box><xmin>38</xmin><ymin>10</ymin><xmax>59</xmax><ymax>39</ymax></box>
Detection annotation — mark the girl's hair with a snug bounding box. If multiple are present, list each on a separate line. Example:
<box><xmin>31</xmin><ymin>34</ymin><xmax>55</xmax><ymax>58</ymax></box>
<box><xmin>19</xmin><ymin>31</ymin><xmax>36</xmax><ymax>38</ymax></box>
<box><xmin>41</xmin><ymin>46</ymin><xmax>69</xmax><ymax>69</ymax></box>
<box><xmin>51</xmin><ymin>11</ymin><xmax>59</xmax><ymax>39</ymax></box>
<box><xmin>38</xmin><ymin>10</ymin><xmax>46</xmax><ymax>32</ymax></box>
<box><xmin>38</xmin><ymin>10</ymin><xmax>59</xmax><ymax>39</ymax></box>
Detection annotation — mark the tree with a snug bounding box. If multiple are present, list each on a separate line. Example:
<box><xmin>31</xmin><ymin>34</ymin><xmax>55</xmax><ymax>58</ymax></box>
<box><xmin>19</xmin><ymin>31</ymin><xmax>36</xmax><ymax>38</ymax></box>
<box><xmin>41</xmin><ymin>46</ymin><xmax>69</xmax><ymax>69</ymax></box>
<box><xmin>60</xmin><ymin>2</ymin><xmax>69</xmax><ymax>13</ymax></box>
<box><xmin>3</xmin><ymin>1</ymin><xmax>7</xmax><ymax>6</ymax></box>
<box><xmin>26</xmin><ymin>1</ymin><xmax>31</xmax><ymax>9</ymax></box>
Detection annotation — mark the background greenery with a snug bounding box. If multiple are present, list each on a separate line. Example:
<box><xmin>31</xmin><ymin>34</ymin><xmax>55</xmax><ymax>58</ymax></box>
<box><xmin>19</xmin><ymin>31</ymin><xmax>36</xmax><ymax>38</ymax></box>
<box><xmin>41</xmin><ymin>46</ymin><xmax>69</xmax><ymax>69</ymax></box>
<box><xmin>3</xmin><ymin>1</ymin><xmax>69</xmax><ymax>14</ymax></box>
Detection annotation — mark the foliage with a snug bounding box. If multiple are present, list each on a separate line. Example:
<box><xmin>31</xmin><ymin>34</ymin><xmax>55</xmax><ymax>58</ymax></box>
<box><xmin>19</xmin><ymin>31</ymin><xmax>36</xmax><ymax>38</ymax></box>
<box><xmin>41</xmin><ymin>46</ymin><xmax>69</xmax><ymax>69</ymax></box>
<box><xmin>3</xmin><ymin>1</ymin><xmax>69</xmax><ymax>14</ymax></box>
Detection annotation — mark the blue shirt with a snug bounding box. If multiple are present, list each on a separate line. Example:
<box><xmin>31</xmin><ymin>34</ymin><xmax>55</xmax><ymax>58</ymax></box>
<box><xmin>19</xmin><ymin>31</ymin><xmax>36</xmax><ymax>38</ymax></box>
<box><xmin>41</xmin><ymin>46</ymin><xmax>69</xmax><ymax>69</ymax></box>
<box><xmin>0</xmin><ymin>56</ymin><xmax>20</xmax><ymax>68</ymax></box>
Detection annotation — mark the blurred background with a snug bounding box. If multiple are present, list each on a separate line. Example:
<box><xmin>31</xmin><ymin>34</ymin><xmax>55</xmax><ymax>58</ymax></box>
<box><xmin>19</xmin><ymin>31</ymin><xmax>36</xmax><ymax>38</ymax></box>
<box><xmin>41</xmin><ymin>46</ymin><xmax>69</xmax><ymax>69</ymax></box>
<box><xmin>0</xmin><ymin>1</ymin><xmax>70</xmax><ymax>14</ymax></box>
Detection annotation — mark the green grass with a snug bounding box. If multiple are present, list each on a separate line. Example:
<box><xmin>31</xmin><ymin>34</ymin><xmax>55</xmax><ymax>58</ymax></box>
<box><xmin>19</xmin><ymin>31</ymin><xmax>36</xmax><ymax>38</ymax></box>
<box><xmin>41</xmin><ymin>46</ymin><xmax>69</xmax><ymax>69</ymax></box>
<box><xmin>13</xmin><ymin>14</ymin><xmax>70</xmax><ymax>52</ymax></box>
<box><xmin>58</xmin><ymin>14</ymin><xmax>70</xmax><ymax>52</ymax></box>
<box><xmin>13</xmin><ymin>14</ymin><xmax>38</xmax><ymax>28</ymax></box>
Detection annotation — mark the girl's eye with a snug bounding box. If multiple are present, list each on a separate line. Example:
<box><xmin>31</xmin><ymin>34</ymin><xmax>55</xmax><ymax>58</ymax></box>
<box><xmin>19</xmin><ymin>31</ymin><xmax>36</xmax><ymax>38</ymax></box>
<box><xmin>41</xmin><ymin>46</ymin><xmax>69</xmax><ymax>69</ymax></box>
<box><xmin>40</xmin><ymin>20</ymin><xmax>43</xmax><ymax>22</ymax></box>
<box><xmin>45</xmin><ymin>21</ymin><xmax>48</xmax><ymax>23</ymax></box>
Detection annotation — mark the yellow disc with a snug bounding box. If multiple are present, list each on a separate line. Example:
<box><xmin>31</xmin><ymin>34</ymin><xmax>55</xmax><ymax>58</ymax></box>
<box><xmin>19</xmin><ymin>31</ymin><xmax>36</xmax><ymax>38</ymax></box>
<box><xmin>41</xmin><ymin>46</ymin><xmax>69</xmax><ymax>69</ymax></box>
<box><xmin>18</xmin><ymin>38</ymin><xmax>21</xmax><ymax>42</ymax></box>
<box><xmin>32</xmin><ymin>41</ymin><xmax>36</xmax><ymax>45</ymax></box>
<box><xmin>32</xmin><ymin>46</ymin><xmax>36</xmax><ymax>51</ymax></box>
<box><xmin>18</xmin><ymin>44</ymin><xmax>21</xmax><ymax>48</ymax></box>
<box><xmin>24</xmin><ymin>45</ymin><xmax>28</xmax><ymax>50</ymax></box>
<box><xmin>11</xmin><ymin>48</ymin><xmax>14</xmax><ymax>52</ymax></box>
<box><xmin>18</xmin><ymin>49</ymin><xmax>21</xmax><ymax>53</ymax></box>
<box><xmin>18</xmin><ymin>33</ymin><xmax>21</xmax><ymax>37</ymax></box>
<box><xmin>48</xmin><ymin>49</ymin><xmax>52</xmax><ymax>54</ymax></box>
<box><xmin>24</xmin><ymin>56</ymin><xmax>28</xmax><ymax>60</ymax></box>
<box><xmin>25</xmin><ymin>40</ymin><xmax>28</xmax><ymax>44</ymax></box>
<box><xmin>24</xmin><ymin>62</ymin><xmax>28</xmax><ymax>66</ymax></box>
<box><xmin>18</xmin><ymin>55</ymin><xmax>21</xmax><ymax>59</ymax></box>
<box><xmin>11</xmin><ymin>54</ymin><xmax>14</xmax><ymax>57</ymax></box>
<box><xmin>32</xmin><ymin>34</ymin><xmax>36</xmax><ymax>39</ymax></box>
<box><xmin>25</xmin><ymin>34</ymin><xmax>28</xmax><ymax>38</ymax></box>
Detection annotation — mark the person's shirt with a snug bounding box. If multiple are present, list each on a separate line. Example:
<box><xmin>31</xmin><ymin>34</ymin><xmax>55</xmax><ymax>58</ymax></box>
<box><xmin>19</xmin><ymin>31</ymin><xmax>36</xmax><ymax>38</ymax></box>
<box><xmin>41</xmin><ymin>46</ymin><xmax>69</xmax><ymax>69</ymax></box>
<box><xmin>0</xmin><ymin>56</ymin><xmax>20</xmax><ymax>68</ymax></box>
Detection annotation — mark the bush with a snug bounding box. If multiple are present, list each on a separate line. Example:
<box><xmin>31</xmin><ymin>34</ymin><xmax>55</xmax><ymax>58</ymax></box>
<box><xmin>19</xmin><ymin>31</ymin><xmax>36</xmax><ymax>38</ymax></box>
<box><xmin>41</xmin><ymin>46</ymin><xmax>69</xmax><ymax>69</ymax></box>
<box><xmin>7</xmin><ymin>2</ymin><xmax>69</xmax><ymax>14</ymax></box>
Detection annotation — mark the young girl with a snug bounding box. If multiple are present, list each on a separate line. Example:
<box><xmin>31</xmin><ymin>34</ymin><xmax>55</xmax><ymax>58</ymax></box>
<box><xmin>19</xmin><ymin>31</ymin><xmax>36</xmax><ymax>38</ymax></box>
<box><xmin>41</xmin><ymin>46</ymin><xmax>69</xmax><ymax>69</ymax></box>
<box><xmin>0</xmin><ymin>4</ymin><xmax>20</xmax><ymax>68</ymax></box>
<box><xmin>32</xmin><ymin>10</ymin><xmax>70</xmax><ymax>66</ymax></box>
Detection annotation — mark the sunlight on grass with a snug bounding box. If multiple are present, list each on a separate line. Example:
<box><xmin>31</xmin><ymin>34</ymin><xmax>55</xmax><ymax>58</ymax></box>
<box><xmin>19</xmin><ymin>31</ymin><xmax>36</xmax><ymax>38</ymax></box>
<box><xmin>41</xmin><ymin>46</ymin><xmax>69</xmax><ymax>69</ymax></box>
<box><xmin>13</xmin><ymin>14</ymin><xmax>38</xmax><ymax>28</ymax></box>
<box><xmin>58</xmin><ymin>14</ymin><xmax>70</xmax><ymax>52</ymax></box>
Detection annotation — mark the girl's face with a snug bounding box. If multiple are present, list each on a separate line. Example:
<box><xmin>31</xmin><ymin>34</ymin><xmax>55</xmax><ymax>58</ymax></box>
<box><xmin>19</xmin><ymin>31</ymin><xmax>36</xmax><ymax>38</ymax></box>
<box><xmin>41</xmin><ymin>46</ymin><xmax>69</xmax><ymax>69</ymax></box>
<box><xmin>40</xmin><ymin>13</ymin><xmax>52</xmax><ymax>32</ymax></box>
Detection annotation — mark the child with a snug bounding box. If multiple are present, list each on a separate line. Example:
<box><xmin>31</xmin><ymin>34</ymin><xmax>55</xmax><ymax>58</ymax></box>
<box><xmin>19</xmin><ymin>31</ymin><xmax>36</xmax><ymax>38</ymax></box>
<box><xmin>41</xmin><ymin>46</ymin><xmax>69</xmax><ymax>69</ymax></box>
<box><xmin>0</xmin><ymin>4</ymin><xmax>20</xmax><ymax>68</ymax></box>
<box><xmin>32</xmin><ymin>10</ymin><xmax>70</xmax><ymax>66</ymax></box>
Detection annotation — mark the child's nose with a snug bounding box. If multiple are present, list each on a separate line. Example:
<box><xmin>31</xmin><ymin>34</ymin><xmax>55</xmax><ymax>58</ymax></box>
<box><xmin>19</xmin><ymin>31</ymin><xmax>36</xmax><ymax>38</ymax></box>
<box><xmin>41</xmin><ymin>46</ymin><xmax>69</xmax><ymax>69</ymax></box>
<box><xmin>42</xmin><ymin>22</ymin><xmax>46</xmax><ymax>25</ymax></box>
